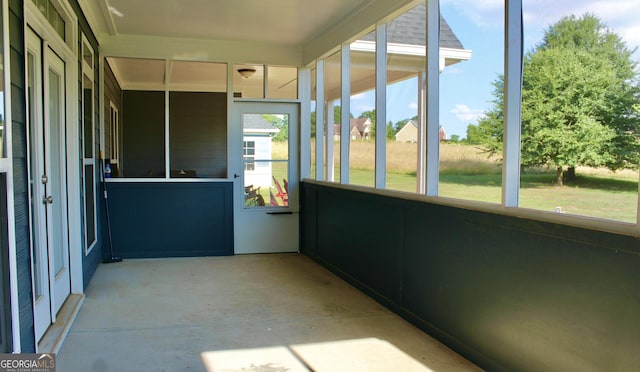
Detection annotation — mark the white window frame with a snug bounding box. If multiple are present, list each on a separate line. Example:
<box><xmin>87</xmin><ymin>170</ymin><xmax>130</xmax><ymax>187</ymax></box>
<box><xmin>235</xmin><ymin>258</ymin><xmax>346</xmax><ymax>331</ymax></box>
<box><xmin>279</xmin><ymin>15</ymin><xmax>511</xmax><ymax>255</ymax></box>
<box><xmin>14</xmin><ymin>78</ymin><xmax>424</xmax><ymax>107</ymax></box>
<box><xmin>81</xmin><ymin>33</ymin><xmax>97</xmax><ymax>254</ymax></box>
<box><xmin>109</xmin><ymin>101</ymin><xmax>119</xmax><ymax>167</ymax></box>
<box><xmin>305</xmin><ymin>0</ymin><xmax>640</xmax><ymax>237</ymax></box>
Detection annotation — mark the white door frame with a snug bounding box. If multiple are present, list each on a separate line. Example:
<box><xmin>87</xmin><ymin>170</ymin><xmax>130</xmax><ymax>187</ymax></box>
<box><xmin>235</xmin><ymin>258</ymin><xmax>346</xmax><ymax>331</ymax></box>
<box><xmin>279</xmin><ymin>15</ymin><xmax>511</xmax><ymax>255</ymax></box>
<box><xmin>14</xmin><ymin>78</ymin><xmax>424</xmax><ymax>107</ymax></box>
<box><xmin>25</xmin><ymin>0</ymin><xmax>83</xmax><ymax>345</ymax></box>
<box><xmin>25</xmin><ymin>28</ymin><xmax>51</xmax><ymax>342</ymax></box>
<box><xmin>26</xmin><ymin>27</ymin><xmax>72</xmax><ymax>342</ymax></box>
<box><xmin>231</xmin><ymin>102</ymin><xmax>300</xmax><ymax>254</ymax></box>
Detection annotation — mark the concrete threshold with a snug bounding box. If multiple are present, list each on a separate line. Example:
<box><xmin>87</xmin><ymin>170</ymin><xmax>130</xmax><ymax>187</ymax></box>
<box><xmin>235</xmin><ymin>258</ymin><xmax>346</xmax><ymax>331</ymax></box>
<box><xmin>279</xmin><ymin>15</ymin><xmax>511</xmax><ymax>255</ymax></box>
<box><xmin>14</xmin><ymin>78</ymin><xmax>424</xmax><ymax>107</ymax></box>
<box><xmin>38</xmin><ymin>293</ymin><xmax>84</xmax><ymax>354</ymax></box>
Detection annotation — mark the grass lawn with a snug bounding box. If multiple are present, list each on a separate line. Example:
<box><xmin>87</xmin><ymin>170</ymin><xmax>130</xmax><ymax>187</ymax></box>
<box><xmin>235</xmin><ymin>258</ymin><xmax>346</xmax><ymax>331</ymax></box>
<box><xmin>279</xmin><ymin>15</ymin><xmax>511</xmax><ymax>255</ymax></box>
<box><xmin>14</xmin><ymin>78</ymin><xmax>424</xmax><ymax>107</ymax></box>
<box><xmin>280</xmin><ymin>141</ymin><xmax>639</xmax><ymax>223</ymax></box>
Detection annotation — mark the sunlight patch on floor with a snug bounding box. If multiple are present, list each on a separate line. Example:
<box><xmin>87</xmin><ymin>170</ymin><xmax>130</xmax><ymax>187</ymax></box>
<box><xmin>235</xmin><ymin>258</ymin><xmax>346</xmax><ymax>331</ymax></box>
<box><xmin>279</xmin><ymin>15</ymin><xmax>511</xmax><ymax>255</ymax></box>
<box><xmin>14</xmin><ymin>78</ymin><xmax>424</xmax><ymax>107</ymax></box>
<box><xmin>201</xmin><ymin>337</ymin><xmax>433</xmax><ymax>372</ymax></box>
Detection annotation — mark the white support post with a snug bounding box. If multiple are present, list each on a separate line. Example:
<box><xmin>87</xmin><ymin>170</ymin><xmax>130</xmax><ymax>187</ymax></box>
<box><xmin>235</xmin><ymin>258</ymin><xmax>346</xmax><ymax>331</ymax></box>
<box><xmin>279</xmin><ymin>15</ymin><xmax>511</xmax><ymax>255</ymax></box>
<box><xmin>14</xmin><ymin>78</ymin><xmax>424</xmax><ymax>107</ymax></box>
<box><xmin>340</xmin><ymin>44</ymin><xmax>350</xmax><ymax>184</ymax></box>
<box><xmin>299</xmin><ymin>67</ymin><xmax>311</xmax><ymax>180</ymax></box>
<box><xmin>315</xmin><ymin>60</ymin><xmax>325</xmax><ymax>180</ymax></box>
<box><xmin>417</xmin><ymin>71</ymin><xmax>426</xmax><ymax>194</ymax></box>
<box><xmin>503</xmin><ymin>0</ymin><xmax>523</xmax><ymax>207</ymax></box>
<box><xmin>164</xmin><ymin>59</ymin><xmax>170</xmax><ymax>179</ymax></box>
<box><xmin>375</xmin><ymin>23</ymin><xmax>387</xmax><ymax>189</ymax></box>
<box><xmin>425</xmin><ymin>0</ymin><xmax>440</xmax><ymax>196</ymax></box>
<box><xmin>326</xmin><ymin>100</ymin><xmax>334</xmax><ymax>181</ymax></box>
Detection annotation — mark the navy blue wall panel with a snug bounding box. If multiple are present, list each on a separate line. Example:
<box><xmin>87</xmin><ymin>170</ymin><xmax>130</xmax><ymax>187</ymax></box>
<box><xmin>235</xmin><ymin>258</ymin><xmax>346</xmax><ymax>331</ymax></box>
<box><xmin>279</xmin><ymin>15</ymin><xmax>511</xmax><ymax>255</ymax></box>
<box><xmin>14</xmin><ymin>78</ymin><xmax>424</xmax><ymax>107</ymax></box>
<box><xmin>70</xmin><ymin>0</ymin><xmax>102</xmax><ymax>288</ymax></box>
<box><xmin>106</xmin><ymin>182</ymin><xmax>233</xmax><ymax>258</ymax></box>
<box><xmin>301</xmin><ymin>182</ymin><xmax>640</xmax><ymax>371</ymax></box>
<box><xmin>315</xmin><ymin>187</ymin><xmax>403</xmax><ymax>304</ymax></box>
<box><xmin>9</xmin><ymin>0</ymin><xmax>35</xmax><ymax>352</ymax></box>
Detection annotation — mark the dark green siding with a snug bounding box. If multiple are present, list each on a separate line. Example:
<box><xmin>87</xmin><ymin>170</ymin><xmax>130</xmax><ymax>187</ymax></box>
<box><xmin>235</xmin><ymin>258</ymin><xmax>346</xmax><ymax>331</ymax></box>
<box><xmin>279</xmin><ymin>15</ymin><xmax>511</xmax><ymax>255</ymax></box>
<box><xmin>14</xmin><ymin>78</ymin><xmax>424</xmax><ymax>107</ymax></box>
<box><xmin>9</xmin><ymin>0</ymin><xmax>35</xmax><ymax>352</ymax></box>
<box><xmin>301</xmin><ymin>182</ymin><xmax>640</xmax><ymax>371</ymax></box>
<box><xmin>122</xmin><ymin>91</ymin><xmax>166</xmax><ymax>177</ymax></box>
<box><xmin>69</xmin><ymin>0</ymin><xmax>102</xmax><ymax>289</ymax></box>
<box><xmin>106</xmin><ymin>182</ymin><xmax>233</xmax><ymax>258</ymax></box>
<box><xmin>0</xmin><ymin>175</ymin><xmax>11</xmax><ymax>352</ymax></box>
<box><xmin>169</xmin><ymin>92</ymin><xmax>227</xmax><ymax>178</ymax></box>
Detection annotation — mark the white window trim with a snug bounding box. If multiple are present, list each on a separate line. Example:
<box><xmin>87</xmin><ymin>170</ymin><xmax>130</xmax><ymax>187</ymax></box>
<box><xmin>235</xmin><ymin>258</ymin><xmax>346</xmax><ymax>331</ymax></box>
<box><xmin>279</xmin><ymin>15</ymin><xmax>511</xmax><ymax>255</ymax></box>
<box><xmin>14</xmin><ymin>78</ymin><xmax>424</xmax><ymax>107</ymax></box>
<box><xmin>82</xmin><ymin>33</ymin><xmax>97</xmax><ymax>255</ymax></box>
<box><xmin>305</xmin><ymin>0</ymin><xmax>640</xmax><ymax>236</ymax></box>
<box><xmin>109</xmin><ymin>101</ymin><xmax>119</xmax><ymax>165</ymax></box>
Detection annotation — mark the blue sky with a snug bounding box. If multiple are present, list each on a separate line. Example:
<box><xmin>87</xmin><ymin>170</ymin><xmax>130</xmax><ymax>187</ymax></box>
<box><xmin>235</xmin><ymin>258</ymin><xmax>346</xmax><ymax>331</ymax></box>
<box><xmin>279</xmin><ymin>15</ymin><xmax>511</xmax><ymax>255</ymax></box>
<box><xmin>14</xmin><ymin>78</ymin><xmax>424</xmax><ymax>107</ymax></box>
<box><xmin>350</xmin><ymin>0</ymin><xmax>640</xmax><ymax>139</ymax></box>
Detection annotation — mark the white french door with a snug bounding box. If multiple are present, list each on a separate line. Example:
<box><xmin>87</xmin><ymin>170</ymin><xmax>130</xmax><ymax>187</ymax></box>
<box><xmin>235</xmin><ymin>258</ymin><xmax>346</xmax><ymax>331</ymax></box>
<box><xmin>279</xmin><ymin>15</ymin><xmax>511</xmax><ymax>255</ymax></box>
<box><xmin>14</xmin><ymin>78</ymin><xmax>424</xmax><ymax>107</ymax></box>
<box><xmin>26</xmin><ymin>28</ymin><xmax>71</xmax><ymax>341</ymax></box>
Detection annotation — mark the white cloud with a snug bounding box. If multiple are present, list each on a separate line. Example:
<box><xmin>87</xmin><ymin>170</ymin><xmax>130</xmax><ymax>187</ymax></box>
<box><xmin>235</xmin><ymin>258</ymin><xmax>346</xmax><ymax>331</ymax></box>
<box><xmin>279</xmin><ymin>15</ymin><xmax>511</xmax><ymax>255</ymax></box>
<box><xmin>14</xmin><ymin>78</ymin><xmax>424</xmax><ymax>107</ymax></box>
<box><xmin>442</xmin><ymin>67</ymin><xmax>464</xmax><ymax>75</ymax></box>
<box><xmin>451</xmin><ymin>104</ymin><xmax>484</xmax><ymax>123</ymax></box>
<box><xmin>357</xmin><ymin>104</ymin><xmax>375</xmax><ymax>112</ymax></box>
<box><xmin>443</xmin><ymin>0</ymin><xmax>640</xmax><ymax>56</ymax></box>
<box><xmin>441</xmin><ymin>0</ymin><xmax>504</xmax><ymax>28</ymax></box>
<box><xmin>351</xmin><ymin>93</ymin><xmax>366</xmax><ymax>100</ymax></box>
<box><xmin>408</xmin><ymin>102</ymin><xmax>418</xmax><ymax>110</ymax></box>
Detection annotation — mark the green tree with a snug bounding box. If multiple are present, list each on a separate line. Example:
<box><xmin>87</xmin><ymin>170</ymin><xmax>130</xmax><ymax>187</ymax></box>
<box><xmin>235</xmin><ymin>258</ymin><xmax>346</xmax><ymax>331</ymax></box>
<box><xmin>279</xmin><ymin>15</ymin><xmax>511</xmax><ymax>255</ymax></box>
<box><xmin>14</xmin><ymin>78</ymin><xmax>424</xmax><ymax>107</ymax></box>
<box><xmin>263</xmin><ymin>114</ymin><xmax>288</xmax><ymax>142</ymax></box>
<box><xmin>473</xmin><ymin>14</ymin><xmax>640</xmax><ymax>186</ymax></box>
<box><xmin>333</xmin><ymin>105</ymin><xmax>354</xmax><ymax>124</ymax></box>
<box><xmin>386</xmin><ymin>121</ymin><xmax>395</xmax><ymax>139</ymax></box>
<box><xmin>449</xmin><ymin>134</ymin><xmax>460</xmax><ymax>143</ymax></box>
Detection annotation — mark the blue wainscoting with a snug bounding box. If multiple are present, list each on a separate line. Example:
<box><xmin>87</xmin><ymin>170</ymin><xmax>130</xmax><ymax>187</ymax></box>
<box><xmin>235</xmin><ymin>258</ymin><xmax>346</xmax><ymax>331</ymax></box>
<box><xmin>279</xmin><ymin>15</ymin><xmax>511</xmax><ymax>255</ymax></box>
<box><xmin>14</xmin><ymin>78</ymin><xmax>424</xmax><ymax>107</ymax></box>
<box><xmin>105</xmin><ymin>181</ymin><xmax>233</xmax><ymax>258</ymax></box>
<box><xmin>301</xmin><ymin>181</ymin><xmax>640</xmax><ymax>371</ymax></box>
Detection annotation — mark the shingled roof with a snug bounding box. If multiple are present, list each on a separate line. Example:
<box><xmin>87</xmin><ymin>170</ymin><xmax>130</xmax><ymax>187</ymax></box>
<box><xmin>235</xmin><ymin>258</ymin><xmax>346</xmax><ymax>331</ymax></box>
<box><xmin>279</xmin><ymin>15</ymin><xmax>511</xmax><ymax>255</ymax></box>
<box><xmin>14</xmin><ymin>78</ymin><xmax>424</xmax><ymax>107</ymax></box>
<box><xmin>361</xmin><ymin>4</ymin><xmax>464</xmax><ymax>49</ymax></box>
<box><xmin>242</xmin><ymin>114</ymin><xmax>278</xmax><ymax>131</ymax></box>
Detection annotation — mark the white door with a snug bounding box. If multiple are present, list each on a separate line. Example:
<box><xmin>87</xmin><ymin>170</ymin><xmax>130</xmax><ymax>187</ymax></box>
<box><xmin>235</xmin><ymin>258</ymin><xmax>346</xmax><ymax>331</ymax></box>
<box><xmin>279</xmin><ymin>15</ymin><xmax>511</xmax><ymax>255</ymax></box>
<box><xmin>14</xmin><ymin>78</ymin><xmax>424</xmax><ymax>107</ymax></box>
<box><xmin>26</xmin><ymin>29</ymin><xmax>71</xmax><ymax>341</ymax></box>
<box><xmin>232</xmin><ymin>103</ymin><xmax>299</xmax><ymax>254</ymax></box>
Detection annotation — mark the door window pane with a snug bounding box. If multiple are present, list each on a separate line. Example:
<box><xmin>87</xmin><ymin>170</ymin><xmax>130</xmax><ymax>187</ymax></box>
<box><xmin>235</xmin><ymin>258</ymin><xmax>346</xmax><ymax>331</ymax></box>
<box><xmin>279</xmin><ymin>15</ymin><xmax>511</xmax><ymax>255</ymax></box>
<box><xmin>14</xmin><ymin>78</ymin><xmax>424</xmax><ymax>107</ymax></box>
<box><xmin>49</xmin><ymin>67</ymin><xmax>65</xmax><ymax>275</ymax></box>
<box><xmin>27</xmin><ymin>51</ymin><xmax>43</xmax><ymax>299</ymax></box>
<box><xmin>243</xmin><ymin>114</ymin><xmax>289</xmax><ymax>208</ymax></box>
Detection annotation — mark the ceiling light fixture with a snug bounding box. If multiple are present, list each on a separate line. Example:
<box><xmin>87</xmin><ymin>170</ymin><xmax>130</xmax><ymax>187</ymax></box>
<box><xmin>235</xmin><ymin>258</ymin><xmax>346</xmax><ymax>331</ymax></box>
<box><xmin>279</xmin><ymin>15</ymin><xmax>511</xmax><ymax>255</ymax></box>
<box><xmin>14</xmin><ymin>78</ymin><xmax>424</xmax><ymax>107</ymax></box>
<box><xmin>237</xmin><ymin>68</ymin><xmax>256</xmax><ymax>79</ymax></box>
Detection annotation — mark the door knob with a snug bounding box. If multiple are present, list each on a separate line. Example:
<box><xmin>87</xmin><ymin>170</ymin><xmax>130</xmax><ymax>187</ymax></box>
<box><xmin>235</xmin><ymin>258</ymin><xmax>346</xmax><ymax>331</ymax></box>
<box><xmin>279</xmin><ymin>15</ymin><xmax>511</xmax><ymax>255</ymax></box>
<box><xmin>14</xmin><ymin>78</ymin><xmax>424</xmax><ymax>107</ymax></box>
<box><xmin>234</xmin><ymin>174</ymin><xmax>240</xmax><ymax>179</ymax></box>
<box><xmin>43</xmin><ymin>195</ymin><xmax>53</xmax><ymax>204</ymax></box>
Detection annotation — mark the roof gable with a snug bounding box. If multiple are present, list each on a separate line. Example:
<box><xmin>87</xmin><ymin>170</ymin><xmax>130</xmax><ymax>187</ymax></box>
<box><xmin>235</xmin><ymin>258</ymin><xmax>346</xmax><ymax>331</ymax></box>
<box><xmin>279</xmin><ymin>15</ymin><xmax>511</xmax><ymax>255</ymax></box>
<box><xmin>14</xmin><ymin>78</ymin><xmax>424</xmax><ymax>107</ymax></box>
<box><xmin>360</xmin><ymin>4</ymin><xmax>464</xmax><ymax>50</ymax></box>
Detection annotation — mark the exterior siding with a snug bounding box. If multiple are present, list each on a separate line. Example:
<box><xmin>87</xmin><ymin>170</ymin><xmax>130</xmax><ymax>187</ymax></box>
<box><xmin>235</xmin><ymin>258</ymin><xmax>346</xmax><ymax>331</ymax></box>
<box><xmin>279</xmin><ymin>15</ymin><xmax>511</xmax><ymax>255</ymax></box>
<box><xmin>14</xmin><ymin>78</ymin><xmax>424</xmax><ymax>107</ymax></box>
<box><xmin>301</xmin><ymin>181</ymin><xmax>640</xmax><ymax>371</ymax></box>
<box><xmin>70</xmin><ymin>0</ymin><xmax>102</xmax><ymax>287</ymax></box>
<box><xmin>0</xmin><ymin>175</ymin><xmax>11</xmax><ymax>352</ymax></box>
<box><xmin>9</xmin><ymin>0</ymin><xmax>35</xmax><ymax>352</ymax></box>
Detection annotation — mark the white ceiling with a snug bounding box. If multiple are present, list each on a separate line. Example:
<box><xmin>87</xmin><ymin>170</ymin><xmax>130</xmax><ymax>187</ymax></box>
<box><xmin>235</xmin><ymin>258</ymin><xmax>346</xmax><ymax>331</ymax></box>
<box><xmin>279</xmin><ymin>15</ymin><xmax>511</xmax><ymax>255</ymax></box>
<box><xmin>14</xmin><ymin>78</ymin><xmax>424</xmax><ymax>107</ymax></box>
<box><xmin>88</xmin><ymin>0</ymin><xmax>371</xmax><ymax>45</ymax></box>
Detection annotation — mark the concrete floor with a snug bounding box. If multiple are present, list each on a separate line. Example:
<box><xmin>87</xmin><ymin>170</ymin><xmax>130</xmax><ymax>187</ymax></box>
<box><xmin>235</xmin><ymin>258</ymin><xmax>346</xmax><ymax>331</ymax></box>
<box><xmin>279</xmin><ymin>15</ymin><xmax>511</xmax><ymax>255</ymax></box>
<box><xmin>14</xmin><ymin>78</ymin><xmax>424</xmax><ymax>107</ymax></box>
<box><xmin>57</xmin><ymin>253</ymin><xmax>481</xmax><ymax>371</ymax></box>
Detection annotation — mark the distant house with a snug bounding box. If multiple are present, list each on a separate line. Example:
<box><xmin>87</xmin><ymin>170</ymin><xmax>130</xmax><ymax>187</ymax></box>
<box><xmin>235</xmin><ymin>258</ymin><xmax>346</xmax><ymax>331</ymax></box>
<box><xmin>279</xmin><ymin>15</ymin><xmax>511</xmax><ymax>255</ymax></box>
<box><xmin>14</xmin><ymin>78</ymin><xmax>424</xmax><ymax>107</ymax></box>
<box><xmin>395</xmin><ymin>121</ymin><xmax>446</xmax><ymax>143</ymax></box>
<box><xmin>333</xmin><ymin>118</ymin><xmax>373</xmax><ymax>141</ymax></box>
<box><xmin>242</xmin><ymin>114</ymin><xmax>279</xmax><ymax>188</ymax></box>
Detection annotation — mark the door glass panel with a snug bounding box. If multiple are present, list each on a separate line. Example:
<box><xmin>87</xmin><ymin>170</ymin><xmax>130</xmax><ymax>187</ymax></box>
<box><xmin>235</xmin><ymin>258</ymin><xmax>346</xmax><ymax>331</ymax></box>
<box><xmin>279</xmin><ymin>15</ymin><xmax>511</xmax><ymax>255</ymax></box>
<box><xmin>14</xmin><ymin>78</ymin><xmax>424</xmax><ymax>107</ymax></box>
<box><xmin>243</xmin><ymin>113</ymin><xmax>289</xmax><ymax>208</ymax></box>
<box><xmin>27</xmin><ymin>51</ymin><xmax>43</xmax><ymax>299</ymax></box>
<box><xmin>48</xmin><ymin>67</ymin><xmax>65</xmax><ymax>275</ymax></box>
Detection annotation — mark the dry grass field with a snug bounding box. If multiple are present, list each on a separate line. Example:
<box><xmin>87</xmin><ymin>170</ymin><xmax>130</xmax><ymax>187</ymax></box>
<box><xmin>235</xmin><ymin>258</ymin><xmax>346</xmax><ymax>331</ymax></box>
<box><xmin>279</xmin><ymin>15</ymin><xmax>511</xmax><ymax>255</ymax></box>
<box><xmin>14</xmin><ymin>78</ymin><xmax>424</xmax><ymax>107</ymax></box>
<box><xmin>273</xmin><ymin>139</ymin><xmax>638</xmax><ymax>222</ymax></box>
